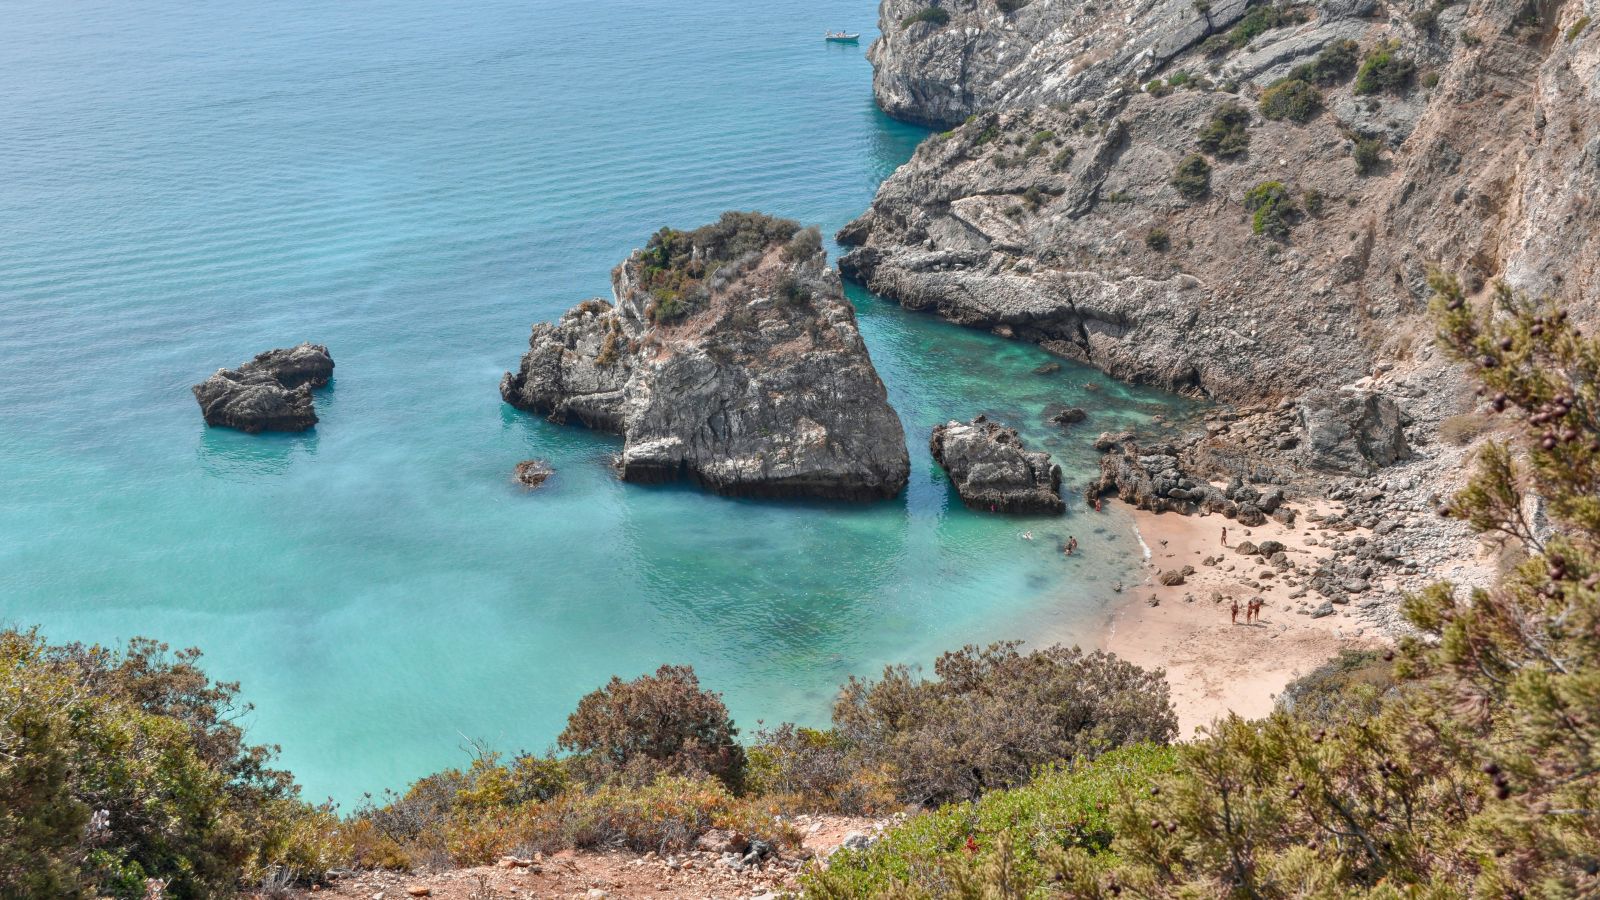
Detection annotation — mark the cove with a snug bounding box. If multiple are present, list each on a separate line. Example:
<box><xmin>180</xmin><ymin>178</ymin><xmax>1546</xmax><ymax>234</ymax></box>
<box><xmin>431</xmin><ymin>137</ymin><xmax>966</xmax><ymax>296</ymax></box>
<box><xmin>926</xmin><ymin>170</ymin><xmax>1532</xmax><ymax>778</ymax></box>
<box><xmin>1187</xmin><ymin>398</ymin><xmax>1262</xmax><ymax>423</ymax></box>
<box><xmin>0</xmin><ymin>0</ymin><xmax>1194</xmax><ymax>804</ymax></box>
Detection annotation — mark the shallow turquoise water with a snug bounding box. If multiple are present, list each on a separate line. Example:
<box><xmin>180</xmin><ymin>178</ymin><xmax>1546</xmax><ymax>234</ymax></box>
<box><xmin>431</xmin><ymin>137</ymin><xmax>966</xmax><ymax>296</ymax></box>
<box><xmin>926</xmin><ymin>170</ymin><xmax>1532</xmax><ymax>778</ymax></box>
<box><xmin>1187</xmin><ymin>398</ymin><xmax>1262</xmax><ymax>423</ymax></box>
<box><xmin>0</xmin><ymin>0</ymin><xmax>1191</xmax><ymax>804</ymax></box>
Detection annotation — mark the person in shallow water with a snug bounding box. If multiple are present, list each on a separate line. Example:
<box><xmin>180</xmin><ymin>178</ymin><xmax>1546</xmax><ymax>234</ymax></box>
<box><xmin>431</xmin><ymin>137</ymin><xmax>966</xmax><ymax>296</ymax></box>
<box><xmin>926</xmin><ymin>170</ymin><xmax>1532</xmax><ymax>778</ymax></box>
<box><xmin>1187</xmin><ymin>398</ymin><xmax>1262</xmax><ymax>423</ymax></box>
<box><xmin>1063</xmin><ymin>536</ymin><xmax>1078</xmax><ymax>556</ymax></box>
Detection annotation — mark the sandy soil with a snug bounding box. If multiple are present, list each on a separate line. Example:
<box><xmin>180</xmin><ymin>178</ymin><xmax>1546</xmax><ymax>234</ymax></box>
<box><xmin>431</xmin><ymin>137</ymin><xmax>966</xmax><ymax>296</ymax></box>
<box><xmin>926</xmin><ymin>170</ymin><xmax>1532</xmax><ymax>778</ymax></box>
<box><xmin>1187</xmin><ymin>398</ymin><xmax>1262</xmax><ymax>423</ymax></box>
<box><xmin>293</xmin><ymin>814</ymin><xmax>885</xmax><ymax>900</ymax></box>
<box><xmin>1098</xmin><ymin>499</ymin><xmax>1388</xmax><ymax>738</ymax></box>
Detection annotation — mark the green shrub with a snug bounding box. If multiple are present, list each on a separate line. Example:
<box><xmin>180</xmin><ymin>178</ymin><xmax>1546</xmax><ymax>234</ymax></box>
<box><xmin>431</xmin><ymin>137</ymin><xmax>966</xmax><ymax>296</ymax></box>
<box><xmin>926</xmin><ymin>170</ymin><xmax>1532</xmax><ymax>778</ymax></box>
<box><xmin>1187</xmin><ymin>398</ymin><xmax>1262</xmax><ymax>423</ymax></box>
<box><xmin>0</xmin><ymin>630</ymin><xmax>342</xmax><ymax>898</ymax></box>
<box><xmin>1354</xmin><ymin>42</ymin><xmax>1416</xmax><ymax>94</ymax></box>
<box><xmin>1221</xmin><ymin>4</ymin><xmax>1291</xmax><ymax>50</ymax></box>
<box><xmin>1302</xmin><ymin>188</ymin><xmax>1325</xmax><ymax>215</ymax></box>
<box><xmin>559</xmin><ymin>664</ymin><xmax>746</xmax><ymax>791</ymax></box>
<box><xmin>638</xmin><ymin>212</ymin><xmax>802</xmax><ymax>323</ymax></box>
<box><xmin>1167</xmin><ymin>70</ymin><xmax>1192</xmax><ymax>87</ymax></box>
<box><xmin>1024</xmin><ymin>129</ymin><xmax>1055</xmax><ymax>158</ymax></box>
<box><xmin>1145</xmin><ymin>228</ymin><xmax>1171</xmax><ymax>251</ymax></box>
<box><xmin>832</xmin><ymin>642</ymin><xmax>1176</xmax><ymax>806</ymax></box>
<box><xmin>1287</xmin><ymin>38</ymin><xmax>1360</xmax><ymax>85</ymax></box>
<box><xmin>1258</xmin><ymin>78</ymin><xmax>1323</xmax><ymax>123</ymax></box>
<box><xmin>1423</xmin><ymin>70</ymin><xmax>1441</xmax><ymax>88</ymax></box>
<box><xmin>1051</xmin><ymin>146</ymin><xmax>1077</xmax><ymax>171</ymax></box>
<box><xmin>1170</xmin><ymin>153</ymin><xmax>1212</xmax><ymax>200</ymax></box>
<box><xmin>901</xmin><ymin>6</ymin><xmax>952</xmax><ymax>29</ymax></box>
<box><xmin>775</xmin><ymin>274</ymin><xmax>812</xmax><ymax>305</ymax></box>
<box><xmin>1354</xmin><ymin>135</ymin><xmax>1384</xmax><ymax>174</ymax></box>
<box><xmin>782</xmin><ymin>225</ymin><xmax>822</xmax><ymax>262</ymax></box>
<box><xmin>1196</xmin><ymin>101</ymin><xmax>1251</xmax><ymax>156</ymax></box>
<box><xmin>803</xmin><ymin>745</ymin><xmax>1178</xmax><ymax>897</ymax></box>
<box><xmin>1145</xmin><ymin>78</ymin><xmax>1174</xmax><ymax>97</ymax></box>
<box><xmin>1567</xmin><ymin>14</ymin><xmax>1591</xmax><ymax>39</ymax></box>
<box><xmin>1243</xmin><ymin>180</ymin><xmax>1298</xmax><ymax>238</ymax></box>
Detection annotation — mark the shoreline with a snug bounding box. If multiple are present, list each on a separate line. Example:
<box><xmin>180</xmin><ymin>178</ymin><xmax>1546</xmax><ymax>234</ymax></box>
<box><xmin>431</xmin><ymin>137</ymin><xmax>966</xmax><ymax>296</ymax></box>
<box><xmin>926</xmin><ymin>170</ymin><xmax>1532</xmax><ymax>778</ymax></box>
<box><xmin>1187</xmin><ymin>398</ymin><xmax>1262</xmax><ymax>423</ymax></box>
<box><xmin>1094</xmin><ymin>498</ymin><xmax>1388</xmax><ymax>738</ymax></box>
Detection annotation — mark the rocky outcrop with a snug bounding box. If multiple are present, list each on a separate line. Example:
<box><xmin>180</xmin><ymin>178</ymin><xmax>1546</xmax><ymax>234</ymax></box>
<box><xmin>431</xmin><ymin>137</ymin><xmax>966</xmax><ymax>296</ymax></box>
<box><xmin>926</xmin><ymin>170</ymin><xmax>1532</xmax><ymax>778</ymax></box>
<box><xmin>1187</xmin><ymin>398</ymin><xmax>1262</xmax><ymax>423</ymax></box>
<box><xmin>192</xmin><ymin>342</ymin><xmax>334</xmax><ymax>433</ymax></box>
<box><xmin>513</xmin><ymin>460</ymin><xmax>554</xmax><ymax>489</ymax></box>
<box><xmin>929</xmin><ymin>416</ymin><xmax>1064</xmax><ymax>513</ymax></box>
<box><xmin>845</xmin><ymin>0</ymin><xmax>1600</xmax><ymax>405</ymax></box>
<box><xmin>501</xmin><ymin>212</ymin><xmax>910</xmax><ymax>501</ymax></box>
<box><xmin>869</xmin><ymin>0</ymin><xmax>1253</xmax><ymax>127</ymax></box>
<box><xmin>1296</xmin><ymin>389</ymin><xmax>1411</xmax><ymax>474</ymax></box>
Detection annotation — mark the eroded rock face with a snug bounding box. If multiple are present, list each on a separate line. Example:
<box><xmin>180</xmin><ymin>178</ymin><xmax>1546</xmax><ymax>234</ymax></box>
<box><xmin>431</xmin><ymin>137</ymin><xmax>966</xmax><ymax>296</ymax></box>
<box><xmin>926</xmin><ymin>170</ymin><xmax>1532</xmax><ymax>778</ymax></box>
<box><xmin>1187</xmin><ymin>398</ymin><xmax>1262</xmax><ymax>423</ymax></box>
<box><xmin>929</xmin><ymin>416</ymin><xmax>1063</xmax><ymax>514</ymax></box>
<box><xmin>501</xmin><ymin>212</ymin><xmax>910</xmax><ymax>501</ymax></box>
<box><xmin>869</xmin><ymin>0</ymin><xmax>1252</xmax><ymax>127</ymax></box>
<box><xmin>1296</xmin><ymin>389</ymin><xmax>1411</xmax><ymax>474</ymax></box>
<box><xmin>846</xmin><ymin>0</ymin><xmax>1600</xmax><ymax>405</ymax></box>
<box><xmin>192</xmin><ymin>342</ymin><xmax>333</xmax><ymax>433</ymax></box>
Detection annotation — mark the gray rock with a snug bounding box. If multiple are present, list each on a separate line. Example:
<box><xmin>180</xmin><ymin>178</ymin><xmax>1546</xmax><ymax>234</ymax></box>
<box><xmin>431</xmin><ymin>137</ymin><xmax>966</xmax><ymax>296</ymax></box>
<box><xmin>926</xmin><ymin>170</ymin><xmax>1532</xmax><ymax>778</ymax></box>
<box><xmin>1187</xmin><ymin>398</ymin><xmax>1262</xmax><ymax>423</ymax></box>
<box><xmin>930</xmin><ymin>416</ymin><xmax>1064</xmax><ymax>514</ymax></box>
<box><xmin>513</xmin><ymin>460</ymin><xmax>554</xmax><ymax>489</ymax></box>
<box><xmin>191</xmin><ymin>342</ymin><xmax>334</xmax><ymax>433</ymax></box>
<box><xmin>1311</xmin><ymin>601</ymin><xmax>1336</xmax><ymax>618</ymax></box>
<box><xmin>501</xmin><ymin>213</ymin><xmax>910</xmax><ymax>501</ymax></box>
<box><xmin>1296</xmin><ymin>390</ymin><xmax>1412</xmax><ymax>474</ymax></box>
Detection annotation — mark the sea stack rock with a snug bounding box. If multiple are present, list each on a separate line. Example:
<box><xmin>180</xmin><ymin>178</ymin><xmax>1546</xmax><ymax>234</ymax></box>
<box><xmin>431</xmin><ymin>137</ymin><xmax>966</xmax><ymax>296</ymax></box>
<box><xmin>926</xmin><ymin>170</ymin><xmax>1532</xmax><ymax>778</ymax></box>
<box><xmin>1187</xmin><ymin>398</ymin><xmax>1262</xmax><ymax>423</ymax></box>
<box><xmin>500</xmin><ymin>211</ymin><xmax>910</xmax><ymax>500</ymax></box>
<box><xmin>192</xmin><ymin>342</ymin><xmax>334</xmax><ymax>433</ymax></box>
<box><xmin>929</xmin><ymin>416</ymin><xmax>1064</xmax><ymax>514</ymax></box>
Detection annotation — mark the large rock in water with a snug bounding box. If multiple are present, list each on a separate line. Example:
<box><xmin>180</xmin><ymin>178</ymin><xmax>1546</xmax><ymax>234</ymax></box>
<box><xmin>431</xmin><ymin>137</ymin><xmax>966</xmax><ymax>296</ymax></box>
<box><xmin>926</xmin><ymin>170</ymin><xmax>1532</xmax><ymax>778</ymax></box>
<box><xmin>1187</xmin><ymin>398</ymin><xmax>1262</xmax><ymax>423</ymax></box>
<box><xmin>929</xmin><ymin>416</ymin><xmax>1063</xmax><ymax>514</ymax></box>
<box><xmin>500</xmin><ymin>212</ymin><xmax>910</xmax><ymax>500</ymax></box>
<box><xmin>192</xmin><ymin>342</ymin><xmax>333</xmax><ymax>433</ymax></box>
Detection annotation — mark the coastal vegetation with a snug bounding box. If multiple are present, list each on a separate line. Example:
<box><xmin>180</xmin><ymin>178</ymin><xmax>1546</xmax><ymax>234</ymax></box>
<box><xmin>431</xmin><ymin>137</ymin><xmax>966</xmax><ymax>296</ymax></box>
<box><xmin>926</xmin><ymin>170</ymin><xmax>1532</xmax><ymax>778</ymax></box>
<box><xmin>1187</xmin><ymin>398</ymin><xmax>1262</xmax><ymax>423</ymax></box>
<box><xmin>1196</xmin><ymin>101</ymin><xmax>1252</xmax><ymax>157</ymax></box>
<box><xmin>1258</xmin><ymin>77</ymin><xmax>1323</xmax><ymax>123</ymax></box>
<box><xmin>1353</xmin><ymin>41</ymin><xmax>1416</xmax><ymax>95</ymax></box>
<box><xmin>636</xmin><ymin>211</ymin><xmax>802</xmax><ymax>324</ymax></box>
<box><xmin>1170</xmin><ymin>153</ymin><xmax>1212</xmax><ymax>200</ymax></box>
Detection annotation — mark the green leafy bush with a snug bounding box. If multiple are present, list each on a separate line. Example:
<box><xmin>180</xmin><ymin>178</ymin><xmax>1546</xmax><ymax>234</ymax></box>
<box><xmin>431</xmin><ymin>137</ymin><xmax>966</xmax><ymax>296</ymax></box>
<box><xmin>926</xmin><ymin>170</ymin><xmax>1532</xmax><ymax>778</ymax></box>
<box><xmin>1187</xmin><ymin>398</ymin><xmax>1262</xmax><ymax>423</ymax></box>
<box><xmin>1354</xmin><ymin>135</ymin><xmax>1384</xmax><ymax>174</ymax></box>
<box><xmin>803</xmin><ymin>745</ymin><xmax>1177</xmax><ymax>898</ymax></box>
<box><xmin>1145</xmin><ymin>228</ymin><xmax>1171</xmax><ymax>251</ymax></box>
<box><xmin>1145</xmin><ymin>78</ymin><xmax>1174</xmax><ymax>97</ymax></box>
<box><xmin>559</xmin><ymin>664</ymin><xmax>746</xmax><ymax>791</ymax></box>
<box><xmin>1243</xmin><ymin>180</ymin><xmax>1298</xmax><ymax>238</ymax></box>
<box><xmin>1354</xmin><ymin>42</ymin><xmax>1416</xmax><ymax>94</ymax></box>
<box><xmin>1220</xmin><ymin>5</ymin><xmax>1291</xmax><ymax>50</ymax></box>
<box><xmin>1568</xmin><ymin>14</ymin><xmax>1592</xmax><ymax>40</ymax></box>
<box><xmin>1196</xmin><ymin>101</ymin><xmax>1251</xmax><ymax>156</ymax></box>
<box><xmin>1051</xmin><ymin>146</ymin><xmax>1076</xmax><ymax>171</ymax></box>
<box><xmin>1287</xmin><ymin>38</ymin><xmax>1360</xmax><ymax>85</ymax></box>
<box><xmin>0</xmin><ymin>630</ymin><xmax>343</xmax><ymax>898</ymax></box>
<box><xmin>901</xmin><ymin>6</ymin><xmax>952</xmax><ymax>29</ymax></box>
<box><xmin>1258</xmin><ymin>78</ymin><xmax>1323</xmax><ymax>122</ymax></box>
<box><xmin>1170</xmin><ymin>153</ymin><xmax>1212</xmax><ymax>200</ymax></box>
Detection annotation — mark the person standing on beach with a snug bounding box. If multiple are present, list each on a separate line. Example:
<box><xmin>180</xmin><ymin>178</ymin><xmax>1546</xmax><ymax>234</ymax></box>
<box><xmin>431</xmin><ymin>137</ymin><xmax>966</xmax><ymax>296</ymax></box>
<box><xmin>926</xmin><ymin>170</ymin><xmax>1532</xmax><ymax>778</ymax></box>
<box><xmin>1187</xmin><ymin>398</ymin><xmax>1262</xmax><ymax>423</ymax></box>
<box><xmin>1230</xmin><ymin>597</ymin><xmax>1240</xmax><ymax>625</ymax></box>
<box><xmin>1221</xmin><ymin>526</ymin><xmax>1228</xmax><ymax>547</ymax></box>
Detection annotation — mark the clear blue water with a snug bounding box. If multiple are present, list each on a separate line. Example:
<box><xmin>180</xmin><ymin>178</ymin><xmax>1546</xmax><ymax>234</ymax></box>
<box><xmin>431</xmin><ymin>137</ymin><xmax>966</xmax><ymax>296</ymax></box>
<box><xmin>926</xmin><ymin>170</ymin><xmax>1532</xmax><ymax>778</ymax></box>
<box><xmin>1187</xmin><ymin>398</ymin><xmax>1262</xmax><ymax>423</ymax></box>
<box><xmin>0</xmin><ymin>0</ymin><xmax>1191</xmax><ymax>805</ymax></box>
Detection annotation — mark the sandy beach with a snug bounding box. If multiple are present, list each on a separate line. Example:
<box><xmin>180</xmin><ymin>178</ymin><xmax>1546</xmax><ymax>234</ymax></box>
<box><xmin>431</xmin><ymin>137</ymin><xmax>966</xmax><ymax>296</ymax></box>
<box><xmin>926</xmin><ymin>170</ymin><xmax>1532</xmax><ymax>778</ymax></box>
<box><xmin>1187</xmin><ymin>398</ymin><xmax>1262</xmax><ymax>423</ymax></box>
<box><xmin>1098</xmin><ymin>498</ymin><xmax>1387</xmax><ymax>738</ymax></box>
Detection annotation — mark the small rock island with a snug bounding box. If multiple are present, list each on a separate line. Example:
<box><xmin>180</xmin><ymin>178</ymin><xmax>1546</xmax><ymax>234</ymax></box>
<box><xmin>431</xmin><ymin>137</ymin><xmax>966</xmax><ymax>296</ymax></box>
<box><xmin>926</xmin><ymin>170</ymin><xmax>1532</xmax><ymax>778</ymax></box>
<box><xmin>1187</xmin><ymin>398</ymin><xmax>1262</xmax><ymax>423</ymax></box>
<box><xmin>192</xmin><ymin>342</ymin><xmax>334</xmax><ymax>433</ymax></box>
<box><xmin>501</xmin><ymin>212</ymin><xmax>910</xmax><ymax>500</ymax></box>
<box><xmin>929</xmin><ymin>416</ymin><xmax>1064</xmax><ymax>514</ymax></box>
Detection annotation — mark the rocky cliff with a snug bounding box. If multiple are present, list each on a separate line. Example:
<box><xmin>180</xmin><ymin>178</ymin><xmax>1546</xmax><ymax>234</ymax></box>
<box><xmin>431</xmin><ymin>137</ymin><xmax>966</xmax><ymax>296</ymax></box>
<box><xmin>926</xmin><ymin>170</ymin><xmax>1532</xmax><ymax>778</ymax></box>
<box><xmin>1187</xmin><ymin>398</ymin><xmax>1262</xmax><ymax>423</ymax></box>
<box><xmin>501</xmin><ymin>212</ymin><xmax>911</xmax><ymax>500</ymax></box>
<box><xmin>848</xmin><ymin>0</ymin><xmax>1600</xmax><ymax>405</ymax></box>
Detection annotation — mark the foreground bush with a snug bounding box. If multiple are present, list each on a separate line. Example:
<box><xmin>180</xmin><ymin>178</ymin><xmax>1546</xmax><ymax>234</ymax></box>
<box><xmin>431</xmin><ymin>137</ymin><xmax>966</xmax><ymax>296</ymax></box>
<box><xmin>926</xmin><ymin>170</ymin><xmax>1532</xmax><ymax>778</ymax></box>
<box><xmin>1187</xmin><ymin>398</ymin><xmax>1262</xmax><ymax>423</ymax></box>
<box><xmin>0</xmin><ymin>631</ymin><xmax>342</xmax><ymax>898</ymax></box>
<box><xmin>832</xmin><ymin>642</ymin><xmax>1177</xmax><ymax>806</ymax></box>
<box><xmin>804</xmin><ymin>744</ymin><xmax>1177</xmax><ymax>898</ymax></box>
<box><xmin>559</xmin><ymin>664</ymin><xmax>746</xmax><ymax>790</ymax></box>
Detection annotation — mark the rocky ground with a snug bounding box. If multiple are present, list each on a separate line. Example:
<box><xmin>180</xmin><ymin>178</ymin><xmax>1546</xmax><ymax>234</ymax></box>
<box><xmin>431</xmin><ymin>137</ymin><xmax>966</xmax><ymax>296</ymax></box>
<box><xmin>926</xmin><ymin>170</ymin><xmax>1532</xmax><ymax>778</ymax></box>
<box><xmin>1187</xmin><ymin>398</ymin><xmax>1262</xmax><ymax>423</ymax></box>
<box><xmin>291</xmin><ymin>815</ymin><xmax>891</xmax><ymax>900</ymax></box>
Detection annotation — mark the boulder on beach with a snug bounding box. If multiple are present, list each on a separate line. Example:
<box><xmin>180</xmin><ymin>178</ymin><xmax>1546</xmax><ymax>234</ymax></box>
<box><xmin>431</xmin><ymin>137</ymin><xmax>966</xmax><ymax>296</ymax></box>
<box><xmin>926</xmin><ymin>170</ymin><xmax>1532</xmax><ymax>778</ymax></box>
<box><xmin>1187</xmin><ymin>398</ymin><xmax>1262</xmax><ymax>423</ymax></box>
<box><xmin>500</xmin><ymin>212</ymin><xmax>910</xmax><ymax>501</ymax></box>
<box><xmin>192</xmin><ymin>342</ymin><xmax>334</xmax><ymax>433</ymax></box>
<box><xmin>929</xmin><ymin>416</ymin><xmax>1064</xmax><ymax>514</ymax></box>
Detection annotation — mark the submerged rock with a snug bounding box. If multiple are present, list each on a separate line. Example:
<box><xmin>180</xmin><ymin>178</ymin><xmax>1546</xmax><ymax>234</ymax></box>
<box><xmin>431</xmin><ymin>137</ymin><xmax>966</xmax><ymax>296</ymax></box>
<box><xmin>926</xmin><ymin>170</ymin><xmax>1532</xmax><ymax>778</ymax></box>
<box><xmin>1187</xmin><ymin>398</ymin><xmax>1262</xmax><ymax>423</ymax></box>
<box><xmin>929</xmin><ymin>416</ymin><xmax>1064</xmax><ymax>514</ymax></box>
<box><xmin>500</xmin><ymin>212</ymin><xmax>910</xmax><ymax>501</ymax></box>
<box><xmin>191</xmin><ymin>342</ymin><xmax>333</xmax><ymax>433</ymax></box>
<box><xmin>513</xmin><ymin>459</ymin><xmax>555</xmax><ymax>489</ymax></box>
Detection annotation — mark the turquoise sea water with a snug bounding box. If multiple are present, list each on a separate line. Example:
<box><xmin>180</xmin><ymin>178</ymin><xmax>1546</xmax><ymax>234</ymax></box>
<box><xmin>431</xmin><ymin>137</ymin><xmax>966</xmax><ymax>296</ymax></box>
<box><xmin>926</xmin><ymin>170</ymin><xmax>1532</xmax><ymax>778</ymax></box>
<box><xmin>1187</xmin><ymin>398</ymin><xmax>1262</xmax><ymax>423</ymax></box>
<box><xmin>0</xmin><ymin>0</ymin><xmax>1191</xmax><ymax>804</ymax></box>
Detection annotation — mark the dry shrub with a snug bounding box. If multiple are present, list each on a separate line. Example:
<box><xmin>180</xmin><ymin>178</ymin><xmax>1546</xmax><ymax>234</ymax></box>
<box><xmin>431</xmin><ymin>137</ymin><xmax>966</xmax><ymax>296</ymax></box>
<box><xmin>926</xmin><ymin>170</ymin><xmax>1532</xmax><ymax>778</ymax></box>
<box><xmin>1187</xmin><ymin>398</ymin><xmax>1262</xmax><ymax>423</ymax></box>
<box><xmin>1440</xmin><ymin>412</ymin><xmax>1494</xmax><ymax>445</ymax></box>
<box><xmin>559</xmin><ymin>665</ymin><xmax>745</xmax><ymax>790</ymax></box>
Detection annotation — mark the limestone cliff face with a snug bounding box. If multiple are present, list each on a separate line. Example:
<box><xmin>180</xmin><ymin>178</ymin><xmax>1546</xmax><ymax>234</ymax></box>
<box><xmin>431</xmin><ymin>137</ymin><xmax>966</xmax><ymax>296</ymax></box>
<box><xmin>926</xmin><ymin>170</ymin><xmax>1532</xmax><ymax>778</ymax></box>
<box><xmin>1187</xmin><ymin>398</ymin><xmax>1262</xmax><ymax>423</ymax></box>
<box><xmin>501</xmin><ymin>213</ymin><xmax>911</xmax><ymax>501</ymax></box>
<box><xmin>848</xmin><ymin>0</ymin><xmax>1600</xmax><ymax>405</ymax></box>
<box><xmin>870</xmin><ymin>0</ymin><xmax>1254</xmax><ymax>126</ymax></box>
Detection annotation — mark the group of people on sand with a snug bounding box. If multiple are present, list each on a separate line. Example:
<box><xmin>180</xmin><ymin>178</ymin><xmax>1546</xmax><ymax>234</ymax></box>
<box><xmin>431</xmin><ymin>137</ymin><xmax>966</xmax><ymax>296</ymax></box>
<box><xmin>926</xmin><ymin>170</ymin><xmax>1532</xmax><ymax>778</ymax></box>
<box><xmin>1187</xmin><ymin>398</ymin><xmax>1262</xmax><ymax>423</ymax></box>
<box><xmin>1230</xmin><ymin>596</ymin><xmax>1264</xmax><ymax>625</ymax></box>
